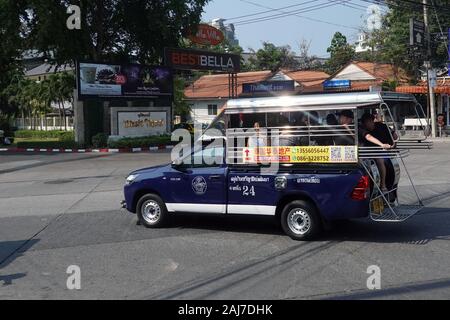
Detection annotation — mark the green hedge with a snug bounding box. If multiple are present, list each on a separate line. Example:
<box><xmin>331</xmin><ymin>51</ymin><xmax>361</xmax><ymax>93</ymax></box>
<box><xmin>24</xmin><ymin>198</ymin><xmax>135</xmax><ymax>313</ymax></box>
<box><xmin>14</xmin><ymin>130</ymin><xmax>74</xmax><ymax>140</ymax></box>
<box><xmin>14</xmin><ymin>130</ymin><xmax>77</xmax><ymax>149</ymax></box>
<box><xmin>92</xmin><ymin>133</ymin><xmax>109</xmax><ymax>148</ymax></box>
<box><xmin>14</xmin><ymin>132</ymin><xmax>173</xmax><ymax>149</ymax></box>
<box><xmin>107</xmin><ymin>135</ymin><xmax>173</xmax><ymax>148</ymax></box>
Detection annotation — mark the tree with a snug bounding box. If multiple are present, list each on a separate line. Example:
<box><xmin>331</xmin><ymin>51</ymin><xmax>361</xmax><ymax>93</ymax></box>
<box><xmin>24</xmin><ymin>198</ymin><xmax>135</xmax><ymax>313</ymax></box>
<box><xmin>298</xmin><ymin>38</ymin><xmax>322</xmax><ymax>70</ymax></box>
<box><xmin>374</xmin><ymin>0</ymin><xmax>450</xmax><ymax>78</ymax></box>
<box><xmin>3</xmin><ymin>73</ymin><xmax>75</xmax><ymax>130</ymax></box>
<box><xmin>325</xmin><ymin>32</ymin><xmax>355</xmax><ymax>74</ymax></box>
<box><xmin>0</xmin><ymin>0</ymin><xmax>28</xmax><ymax>119</ymax></box>
<box><xmin>45</xmin><ymin>73</ymin><xmax>74</xmax><ymax>130</ymax></box>
<box><xmin>23</xmin><ymin>0</ymin><xmax>210</xmax><ymax>65</ymax></box>
<box><xmin>173</xmin><ymin>77</ymin><xmax>191</xmax><ymax>122</ymax></box>
<box><xmin>1</xmin><ymin>0</ymin><xmax>210</xmax><ymax>131</ymax></box>
<box><xmin>247</xmin><ymin>42</ymin><xmax>299</xmax><ymax>72</ymax></box>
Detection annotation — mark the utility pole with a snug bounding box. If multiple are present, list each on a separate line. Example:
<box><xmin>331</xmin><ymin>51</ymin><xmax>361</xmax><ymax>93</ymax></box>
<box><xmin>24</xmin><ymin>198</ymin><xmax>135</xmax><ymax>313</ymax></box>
<box><xmin>423</xmin><ymin>0</ymin><xmax>437</xmax><ymax>137</ymax></box>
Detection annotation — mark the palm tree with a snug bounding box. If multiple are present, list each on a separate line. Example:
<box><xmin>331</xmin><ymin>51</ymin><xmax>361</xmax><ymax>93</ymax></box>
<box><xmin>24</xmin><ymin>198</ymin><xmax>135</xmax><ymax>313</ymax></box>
<box><xmin>58</xmin><ymin>73</ymin><xmax>76</xmax><ymax>130</ymax></box>
<box><xmin>46</xmin><ymin>73</ymin><xmax>75</xmax><ymax>130</ymax></box>
<box><xmin>47</xmin><ymin>75</ymin><xmax>63</xmax><ymax>129</ymax></box>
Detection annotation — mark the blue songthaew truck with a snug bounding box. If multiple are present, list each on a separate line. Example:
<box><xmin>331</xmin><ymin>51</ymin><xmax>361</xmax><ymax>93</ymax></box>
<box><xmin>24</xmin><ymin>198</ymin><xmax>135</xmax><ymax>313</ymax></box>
<box><xmin>122</xmin><ymin>92</ymin><xmax>432</xmax><ymax>240</ymax></box>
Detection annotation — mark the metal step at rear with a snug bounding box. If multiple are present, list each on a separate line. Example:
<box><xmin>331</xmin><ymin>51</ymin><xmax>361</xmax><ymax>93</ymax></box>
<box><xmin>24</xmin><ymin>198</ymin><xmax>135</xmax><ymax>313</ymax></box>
<box><xmin>370</xmin><ymin>204</ymin><xmax>423</xmax><ymax>222</ymax></box>
<box><xmin>396</xmin><ymin>139</ymin><xmax>433</xmax><ymax>150</ymax></box>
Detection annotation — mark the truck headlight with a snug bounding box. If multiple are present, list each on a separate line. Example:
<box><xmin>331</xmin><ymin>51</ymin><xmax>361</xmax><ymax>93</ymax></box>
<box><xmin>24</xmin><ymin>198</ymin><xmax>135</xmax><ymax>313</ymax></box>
<box><xmin>126</xmin><ymin>174</ymin><xmax>139</xmax><ymax>185</ymax></box>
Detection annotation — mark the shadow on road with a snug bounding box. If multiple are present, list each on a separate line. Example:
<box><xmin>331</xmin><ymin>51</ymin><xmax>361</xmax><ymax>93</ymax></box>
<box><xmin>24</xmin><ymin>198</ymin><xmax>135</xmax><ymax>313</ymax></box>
<box><xmin>0</xmin><ymin>273</ymin><xmax>27</xmax><ymax>286</ymax></box>
<box><xmin>162</xmin><ymin>207</ymin><xmax>450</xmax><ymax>244</ymax></box>
<box><xmin>323</xmin><ymin>207</ymin><xmax>450</xmax><ymax>244</ymax></box>
<box><xmin>169</xmin><ymin>214</ymin><xmax>284</xmax><ymax>236</ymax></box>
<box><xmin>323</xmin><ymin>277</ymin><xmax>450</xmax><ymax>300</ymax></box>
<box><xmin>0</xmin><ymin>239</ymin><xmax>39</xmax><ymax>286</ymax></box>
<box><xmin>0</xmin><ymin>153</ymin><xmax>109</xmax><ymax>174</ymax></box>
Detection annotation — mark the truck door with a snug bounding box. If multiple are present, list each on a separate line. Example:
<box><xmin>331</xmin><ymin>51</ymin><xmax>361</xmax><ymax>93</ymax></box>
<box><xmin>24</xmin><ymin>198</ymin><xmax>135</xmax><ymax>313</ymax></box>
<box><xmin>227</xmin><ymin>169</ymin><xmax>278</xmax><ymax>216</ymax></box>
<box><xmin>166</xmin><ymin>146</ymin><xmax>227</xmax><ymax>214</ymax></box>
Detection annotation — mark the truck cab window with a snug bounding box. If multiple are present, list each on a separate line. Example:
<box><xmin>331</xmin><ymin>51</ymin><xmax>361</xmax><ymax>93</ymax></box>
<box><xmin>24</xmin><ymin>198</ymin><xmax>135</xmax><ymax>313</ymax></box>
<box><xmin>186</xmin><ymin>146</ymin><xmax>225</xmax><ymax>168</ymax></box>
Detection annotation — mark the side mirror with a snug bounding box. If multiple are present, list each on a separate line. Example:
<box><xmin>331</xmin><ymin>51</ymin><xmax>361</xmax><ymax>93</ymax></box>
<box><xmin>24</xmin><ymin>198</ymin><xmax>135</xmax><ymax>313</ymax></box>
<box><xmin>171</xmin><ymin>160</ymin><xmax>189</xmax><ymax>172</ymax></box>
<box><xmin>172</xmin><ymin>158</ymin><xmax>182</xmax><ymax>166</ymax></box>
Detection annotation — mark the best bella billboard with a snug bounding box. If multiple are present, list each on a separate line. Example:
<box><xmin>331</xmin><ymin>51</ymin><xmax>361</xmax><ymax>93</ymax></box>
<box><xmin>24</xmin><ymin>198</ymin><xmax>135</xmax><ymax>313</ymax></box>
<box><xmin>164</xmin><ymin>47</ymin><xmax>241</xmax><ymax>73</ymax></box>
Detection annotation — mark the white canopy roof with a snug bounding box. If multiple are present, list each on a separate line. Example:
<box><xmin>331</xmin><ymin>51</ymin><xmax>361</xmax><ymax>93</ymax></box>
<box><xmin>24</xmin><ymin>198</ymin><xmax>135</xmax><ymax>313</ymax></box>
<box><xmin>225</xmin><ymin>92</ymin><xmax>416</xmax><ymax>114</ymax></box>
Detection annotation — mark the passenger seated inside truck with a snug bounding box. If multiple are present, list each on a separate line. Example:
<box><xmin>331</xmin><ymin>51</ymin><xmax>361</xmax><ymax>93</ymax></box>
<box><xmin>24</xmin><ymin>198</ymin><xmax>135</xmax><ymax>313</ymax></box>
<box><xmin>272</xmin><ymin>120</ymin><xmax>299</xmax><ymax>147</ymax></box>
<box><xmin>309</xmin><ymin>111</ymin><xmax>332</xmax><ymax>146</ymax></box>
<box><xmin>247</xmin><ymin>122</ymin><xmax>267</xmax><ymax>148</ymax></box>
<box><xmin>333</xmin><ymin>110</ymin><xmax>355</xmax><ymax>145</ymax></box>
<box><xmin>322</xmin><ymin>114</ymin><xmax>339</xmax><ymax>146</ymax></box>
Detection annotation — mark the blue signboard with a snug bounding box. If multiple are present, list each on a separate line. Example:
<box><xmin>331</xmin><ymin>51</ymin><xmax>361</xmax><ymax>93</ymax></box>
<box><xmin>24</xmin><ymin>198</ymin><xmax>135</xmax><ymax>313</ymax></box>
<box><xmin>242</xmin><ymin>80</ymin><xmax>295</xmax><ymax>94</ymax></box>
<box><xmin>323</xmin><ymin>79</ymin><xmax>351</xmax><ymax>89</ymax></box>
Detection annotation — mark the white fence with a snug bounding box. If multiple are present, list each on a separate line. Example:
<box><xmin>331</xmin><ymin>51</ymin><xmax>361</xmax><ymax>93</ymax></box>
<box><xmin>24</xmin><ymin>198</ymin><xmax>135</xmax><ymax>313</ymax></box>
<box><xmin>14</xmin><ymin>117</ymin><xmax>74</xmax><ymax>131</ymax></box>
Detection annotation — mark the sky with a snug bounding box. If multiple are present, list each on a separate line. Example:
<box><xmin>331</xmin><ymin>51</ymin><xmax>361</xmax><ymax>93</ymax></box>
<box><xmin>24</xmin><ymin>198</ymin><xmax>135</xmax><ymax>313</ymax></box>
<box><xmin>201</xmin><ymin>0</ymin><xmax>386</xmax><ymax>57</ymax></box>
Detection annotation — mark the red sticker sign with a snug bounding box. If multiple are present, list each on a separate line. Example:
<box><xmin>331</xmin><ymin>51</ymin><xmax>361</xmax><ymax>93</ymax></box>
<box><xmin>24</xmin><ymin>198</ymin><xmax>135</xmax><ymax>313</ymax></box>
<box><xmin>187</xmin><ymin>24</ymin><xmax>225</xmax><ymax>46</ymax></box>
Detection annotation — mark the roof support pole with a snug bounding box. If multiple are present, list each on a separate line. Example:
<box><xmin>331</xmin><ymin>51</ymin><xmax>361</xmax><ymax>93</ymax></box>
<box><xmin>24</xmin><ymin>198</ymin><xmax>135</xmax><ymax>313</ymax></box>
<box><xmin>423</xmin><ymin>0</ymin><xmax>437</xmax><ymax>137</ymax></box>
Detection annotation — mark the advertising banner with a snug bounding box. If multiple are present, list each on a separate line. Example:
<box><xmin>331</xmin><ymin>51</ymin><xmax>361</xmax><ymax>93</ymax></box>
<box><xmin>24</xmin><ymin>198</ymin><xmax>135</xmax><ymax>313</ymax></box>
<box><xmin>187</xmin><ymin>24</ymin><xmax>225</xmax><ymax>46</ymax></box>
<box><xmin>77</xmin><ymin>62</ymin><xmax>173</xmax><ymax>99</ymax></box>
<box><xmin>243</xmin><ymin>146</ymin><xmax>358</xmax><ymax>164</ymax></box>
<box><xmin>164</xmin><ymin>48</ymin><xmax>241</xmax><ymax>73</ymax></box>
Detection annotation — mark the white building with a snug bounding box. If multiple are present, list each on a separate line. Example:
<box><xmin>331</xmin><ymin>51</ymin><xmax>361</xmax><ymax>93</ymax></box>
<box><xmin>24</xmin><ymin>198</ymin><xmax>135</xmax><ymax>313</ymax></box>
<box><xmin>184</xmin><ymin>70</ymin><xmax>330</xmax><ymax>125</ymax></box>
<box><xmin>210</xmin><ymin>18</ymin><xmax>239</xmax><ymax>46</ymax></box>
<box><xmin>355</xmin><ymin>33</ymin><xmax>370</xmax><ymax>53</ymax></box>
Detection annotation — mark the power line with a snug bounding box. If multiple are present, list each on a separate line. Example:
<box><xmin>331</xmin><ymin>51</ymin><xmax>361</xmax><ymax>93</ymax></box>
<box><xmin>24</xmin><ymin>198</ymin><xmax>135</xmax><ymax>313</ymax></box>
<box><xmin>360</xmin><ymin>0</ymin><xmax>450</xmax><ymax>14</ymax></box>
<box><xmin>233</xmin><ymin>1</ymin><xmax>344</xmax><ymax>25</ymax></box>
<box><xmin>339</xmin><ymin>1</ymin><xmax>368</xmax><ymax>11</ymax></box>
<box><xmin>430</xmin><ymin>0</ymin><xmax>449</xmax><ymax>49</ymax></box>
<box><xmin>399</xmin><ymin>0</ymin><xmax>450</xmax><ymax>12</ymax></box>
<box><xmin>232</xmin><ymin>0</ymin><xmax>359</xmax><ymax>31</ymax></box>
<box><xmin>226</xmin><ymin>0</ymin><xmax>321</xmax><ymax>21</ymax></box>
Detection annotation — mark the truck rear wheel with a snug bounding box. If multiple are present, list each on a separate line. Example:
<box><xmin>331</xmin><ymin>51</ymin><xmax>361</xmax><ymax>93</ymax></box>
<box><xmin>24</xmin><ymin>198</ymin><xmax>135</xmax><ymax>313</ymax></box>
<box><xmin>281</xmin><ymin>200</ymin><xmax>321</xmax><ymax>241</ymax></box>
<box><xmin>136</xmin><ymin>194</ymin><xmax>168</xmax><ymax>228</ymax></box>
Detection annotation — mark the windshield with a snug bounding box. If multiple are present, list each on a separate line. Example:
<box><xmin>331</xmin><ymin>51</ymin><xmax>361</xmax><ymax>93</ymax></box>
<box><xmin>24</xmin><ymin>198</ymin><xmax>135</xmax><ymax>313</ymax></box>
<box><xmin>174</xmin><ymin>144</ymin><xmax>226</xmax><ymax>167</ymax></box>
<box><xmin>206</xmin><ymin>110</ymin><xmax>227</xmax><ymax>136</ymax></box>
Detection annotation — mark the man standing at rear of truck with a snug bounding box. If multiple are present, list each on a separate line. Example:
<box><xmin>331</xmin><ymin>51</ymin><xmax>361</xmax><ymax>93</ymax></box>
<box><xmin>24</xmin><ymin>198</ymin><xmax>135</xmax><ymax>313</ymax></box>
<box><xmin>360</xmin><ymin>113</ymin><xmax>398</xmax><ymax>193</ymax></box>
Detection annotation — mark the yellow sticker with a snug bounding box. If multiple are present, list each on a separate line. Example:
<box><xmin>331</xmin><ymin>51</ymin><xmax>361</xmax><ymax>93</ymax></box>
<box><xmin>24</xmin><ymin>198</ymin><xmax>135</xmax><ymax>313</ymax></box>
<box><xmin>243</xmin><ymin>146</ymin><xmax>358</xmax><ymax>163</ymax></box>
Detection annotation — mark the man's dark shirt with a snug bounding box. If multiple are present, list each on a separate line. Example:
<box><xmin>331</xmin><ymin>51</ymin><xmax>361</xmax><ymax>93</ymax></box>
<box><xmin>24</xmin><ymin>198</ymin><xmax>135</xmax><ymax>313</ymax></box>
<box><xmin>360</xmin><ymin>122</ymin><xmax>394</xmax><ymax>147</ymax></box>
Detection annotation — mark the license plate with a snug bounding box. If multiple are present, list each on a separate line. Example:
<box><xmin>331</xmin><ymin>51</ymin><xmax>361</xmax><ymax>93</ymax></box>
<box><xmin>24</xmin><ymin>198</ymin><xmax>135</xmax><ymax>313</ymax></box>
<box><xmin>372</xmin><ymin>198</ymin><xmax>384</xmax><ymax>215</ymax></box>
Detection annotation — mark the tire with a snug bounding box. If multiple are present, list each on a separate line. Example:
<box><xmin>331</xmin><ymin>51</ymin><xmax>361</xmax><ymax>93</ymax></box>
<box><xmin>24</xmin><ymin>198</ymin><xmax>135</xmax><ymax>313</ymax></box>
<box><xmin>136</xmin><ymin>194</ymin><xmax>168</xmax><ymax>228</ymax></box>
<box><xmin>280</xmin><ymin>200</ymin><xmax>321</xmax><ymax>241</ymax></box>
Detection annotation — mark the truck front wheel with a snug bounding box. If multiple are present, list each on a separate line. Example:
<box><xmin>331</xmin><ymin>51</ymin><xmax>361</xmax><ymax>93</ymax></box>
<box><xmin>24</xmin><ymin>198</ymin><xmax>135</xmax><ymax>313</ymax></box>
<box><xmin>136</xmin><ymin>194</ymin><xmax>168</xmax><ymax>228</ymax></box>
<box><xmin>281</xmin><ymin>200</ymin><xmax>321</xmax><ymax>241</ymax></box>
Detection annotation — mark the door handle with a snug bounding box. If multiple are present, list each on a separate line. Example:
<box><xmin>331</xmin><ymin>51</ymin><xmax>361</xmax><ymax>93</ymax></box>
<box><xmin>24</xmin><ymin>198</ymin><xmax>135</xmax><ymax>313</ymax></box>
<box><xmin>209</xmin><ymin>175</ymin><xmax>222</xmax><ymax>181</ymax></box>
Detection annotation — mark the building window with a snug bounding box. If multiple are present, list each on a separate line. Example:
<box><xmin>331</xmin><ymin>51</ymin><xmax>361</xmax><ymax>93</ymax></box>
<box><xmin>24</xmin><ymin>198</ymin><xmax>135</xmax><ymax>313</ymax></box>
<box><xmin>208</xmin><ymin>104</ymin><xmax>218</xmax><ymax>116</ymax></box>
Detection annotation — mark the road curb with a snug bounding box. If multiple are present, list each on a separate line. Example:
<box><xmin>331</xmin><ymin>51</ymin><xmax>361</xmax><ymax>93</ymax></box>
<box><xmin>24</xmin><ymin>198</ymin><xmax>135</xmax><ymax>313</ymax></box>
<box><xmin>0</xmin><ymin>145</ymin><xmax>175</xmax><ymax>154</ymax></box>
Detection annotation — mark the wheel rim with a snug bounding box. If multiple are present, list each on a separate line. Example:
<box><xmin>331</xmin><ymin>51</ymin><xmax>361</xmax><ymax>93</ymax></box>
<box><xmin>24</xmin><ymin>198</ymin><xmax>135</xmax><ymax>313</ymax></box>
<box><xmin>287</xmin><ymin>208</ymin><xmax>311</xmax><ymax>235</ymax></box>
<box><xmin>141</xmin><ymin>200</ymin><xmax>161</xmax><ymax>224</ymax></box>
